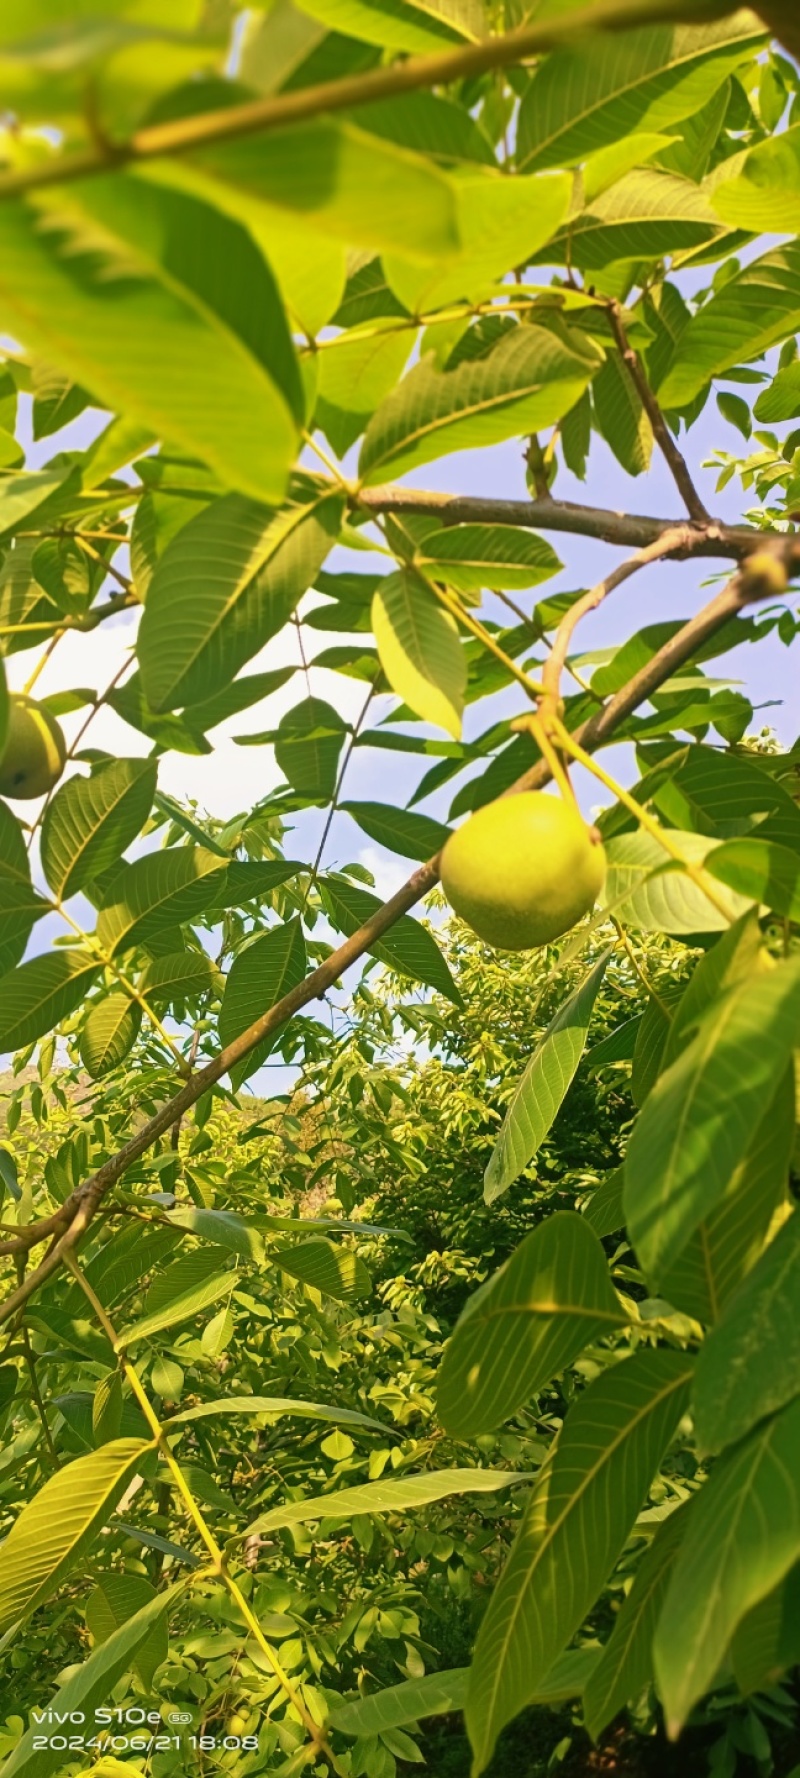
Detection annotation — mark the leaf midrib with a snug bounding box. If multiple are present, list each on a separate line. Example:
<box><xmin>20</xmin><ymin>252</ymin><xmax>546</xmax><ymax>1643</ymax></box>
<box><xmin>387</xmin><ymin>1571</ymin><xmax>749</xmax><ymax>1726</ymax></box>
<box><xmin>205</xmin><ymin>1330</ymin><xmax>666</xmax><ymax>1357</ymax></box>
<box><xmin>476</xmin><ymin>1363</ymin><xmax>690</xmax><ymax>1749</ymax></box>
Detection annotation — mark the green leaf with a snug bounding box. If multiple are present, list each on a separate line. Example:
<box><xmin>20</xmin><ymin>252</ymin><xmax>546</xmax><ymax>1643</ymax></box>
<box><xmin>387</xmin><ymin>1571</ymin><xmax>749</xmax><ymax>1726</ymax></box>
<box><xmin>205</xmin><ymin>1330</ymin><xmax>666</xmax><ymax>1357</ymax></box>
<box><xmin>712</xmin><ymin>121</ymin><xmax>800</xmax><ymax>233</ymax></box>
<box><xmin>0</xmin><ymin>653</ymin><xmax>7</xmax><ymax>759</ymax></box>
<box><xmin>631</xmin><ymin>995</ymin><xmax>672</xmax><ymax>1107</ymax></box>
<box><xmin>274</xmin><ymin>1238</ymin><xmax>371</xmax><ymax>1302</ymax></box>
<box><xmin>166</xmin><ymin>1206</ymin><xmax>264</xmax><ymax>1263</ymax></box>
<box><xmin>0</xmin><ymin>877</ymin><xmax>50</xmax><ymax>980</ymax></box>
<box><xmin>80</xmin><ymin>993</ymin><xmax>142</xmax><ymax>1078</ymax></box>
<box><xmin>517</xmin><ymin>17</ymin><xmax>764</xmax><ymax>172</ymax></box>
<box><xmin>437</xmin><ymin>1211</ymin><xmax>625</xmax><ymax>1437</ymax></box>
<box><xmin>166</xmin><ymin>1395</ymin><xmax>388</xmax><ymax>1435</ymax></box>
<box><xmin>0</xmin><ymin>178</ymin><xmax>300</xmax><ymax>503</ymax></box>
<box><xmin>693</xmin><ymin>1211</ymin><xmax>800</xmax><ymax>1457</ymax></box>
<box><xmin>138</xmin><ymin>489</ymin><xmax>342</xmax><ymax>712</ymax></box>
<box><xmin>660</xmin><ymin>242</ymin><xmax>800</xmax><ymax>409</ymax></box>
<box><xmin>466</xmin><ymin>1350</ymin><xmax>692</xmax><ymax>1775</ymax></box>
<box><xmin>593</xmin><ymin>351</ymin><xmax>654</xmax><ymax>476</ymax></box>
<box><xmin>586</xmin><ymin>1017</ymin><xmax>642</xmax><ymax>1070</ymax></box>
<box><xmin>354</xmin><ymin>89</ymin><xmax>496</xmax><ymax>169</ymax></box>
<box><xmin>274</xmin><ymin>697</ymin><xmax>347</xmax><ymax>801</ymax></box>
<box><xmin>92</xmin><ymin>1371</ymin><xmax>123</xmax><ymax>1446</ymax></box>
<box><xmin>139</xmin><ymin>949</ymin><xmax>225</xmax><ymax>1005</ymax></box>
<box><xmin>332</xmin><ymin>1669</ymin><xmax>470</xmax><ymax>1737</ymax></box>
<box><xmin>359</xmin><ymin>324</ymin><xmax>601</xmax><ymax>483</ymax></box>
<box><xmin>290</xmin><ymin>0</ymin><xmax>483</xmax><ymax>53</ymax></box>
<box><xmin>415</xmin><ymin>523</ymin><xmax>562</xmax><ymax>594</ymax></box>
<box><xmin>653</xmin><ymin>744</ymin><xmax>800</xmax><ymax>852</ymax></box>
<box><xmin>247</xmin><ymin>1467</ymin><xmax>530</xmax><ymax>1538</ymax></box>
<box><xmin>40</xmin><ymin>758</ymin><xmax>158</xmax><ymax>902</ymax></box>
<box><xmin>654</xmin><ymin>1395</ymin><xmax>800</xmax><ymax>1736</ymax></box>
<box><xmin>754</xmin><ymin>359</ymin><xmax>800</xmax><ymax>423</ymax></box>
<box><xmin>219</xmin><ymin>917</ymin><xmax>308</xmax><ymax>1085</ymax></box>
<box><xmin>330</xmin><ymin>1647</ymin><xmax>595</xmax><ymax>1739</ymax></box>
<box><xmin>85</xmin><ymin>1572</ymin><xmax>168</xmax><ymax>1691</ymax></box>
<box><xmin>0</xmin><ymin>1582</ymin><xmax>183</xmax><ymax>1778</ymax></box>
<box><xmin>659</xmin><ymin>1066</ymin><xmax>795</xmax><ymax>1325</ymax></box>
<box><xmin>706</xmin><ymin>837</ymin><xmax>800</xmax><ymax>922</ymax></box>
<box><xmin>206</xmin><ymin>859</ymin><xmax>305</xmax><ymax>909</ymax></box>
<box><xmin>625</xmin><ymin>958</ymin><xmax>800</xmax><ymax>1284</ymax></box>
<box><xmin>319</xmin><ymin>872</ymin><xmax>461</xmax><ymax>1003</ymax></box>
<box><xmin>0</xmin><ymin>950</ymin><xmax>99</xmax><ymax>1052</ymax></box>
<box><xmin>604</xmin><ymin>830</ymin><xmax>751</xmax><ymax>934</ymax></box>
<box><xmin>662</xmin><ymin>908</ymin><xmax>762</xmax><ymax>1070</ymax></box>
<box><xmin>731</xmin><ymin>1563</ymin><xmax>800</xmax><ymax>1695</ymax></box>
<box><xmin>583</xmin><ymin>1167</ymin><xmax>626</xmax><ymax>1238</ymax></box>
<box><xmin>67</xmin><ymin>1226</ymin><xmax>181</xmax><ymax>1315</ymax></box>
<box><xmin>96</xmin><ymin>847</ymin><xmax>226</xmax><ymax>958</ymax></box>
<box><xmin>583</xmin><ymin>1503</ymin><xmax>690</xmax><ymax>1740</ymax></box>
<box><xmin>177</xmin><ymin>119</ymin><xmax>461</xmax><ymax>261</ymax></box>
<box><xmin>180</xmin><ymin>667</ymin><xmax>296</xmax><ymax>737</ymax></box>
<box><xmin>484</xmin><ymin>955</ymin><xmax>610</xmax><ymax>1204</ymax></box>
<box><xmin>315</xmin><ymin>325</ymin><xmax>415</xmax><ymax>458</ymax></box>
<box><xmin>535</xmin><ymin>168</ymin><xmax>722</xmax><ymax>272</ymax></box>
<box><xmin>119</xmin><ymin>1247</ymin><xmax>233</xmax><ymax>1347</ymax></box>
<box><xmin>0</xmin><ymin>468</ymin><xmax>73</xmax><ymax>541</ymax></box>
<box><xmin>0</xmin><ymin>1439</ymin><xmax>153</xmax><ymax>1634</ymax></box>
<box><xmin>341</xmin><ymin>801</ymin><xmax>451</xmax><ymax>862</ymax></box>
<box><xmin>717</xmin><ymin>388</ymin><xmax>752</xmax><ymax>439</ymax></box>
<box><xmin>372</xmin><ymin>569</ymin><xmax>466</xmax><ymax>738</ymax></box>
<box><xmin>384</xmin><ymin>169</ymin><xmax>571</xmax><ymax>315</ymax></box>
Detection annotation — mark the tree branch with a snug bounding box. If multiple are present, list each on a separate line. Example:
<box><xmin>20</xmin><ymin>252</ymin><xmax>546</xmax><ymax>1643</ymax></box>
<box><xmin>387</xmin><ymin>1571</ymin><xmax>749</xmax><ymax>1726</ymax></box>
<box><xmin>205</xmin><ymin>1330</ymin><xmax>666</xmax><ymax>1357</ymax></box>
<box><xmin>516</xmin><ymin>552</ymin><xmax>792</xmax><ymax>794</ymax></box>
<box><xmin>540</xmin><ymin>525</ymin><xmax>695</xmax><ymax>717</ymax></box>
<box><xmin>0</xmin><ymin>2</ymin><xmax>768</xmax><ymax>205</ymax></box>
<box><xmin>606</xmin><ymin>301</ymin><xmax>711</xmax><ymax>525</ymax></box>
<box><xmin>357</xmin><ymin>488</ymin><xmax>760</xmax><ymax>558</ymax></box>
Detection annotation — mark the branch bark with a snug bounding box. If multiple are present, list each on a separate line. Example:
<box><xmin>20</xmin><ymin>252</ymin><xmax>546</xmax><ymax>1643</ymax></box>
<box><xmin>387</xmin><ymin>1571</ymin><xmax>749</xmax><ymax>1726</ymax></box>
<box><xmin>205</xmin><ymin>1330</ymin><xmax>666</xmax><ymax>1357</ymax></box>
<box><xmin>539</xmin><ymin>525</ymin><xmax>694</xmax><ymax>717</ymax></box>
<box><xmin>0</xmin><ymin>3</ymin><xmax>771</xmax><ymax>205</ymax></box>
<box><xmin>357</xmin><ymin>488</ymin><xmax>760</xmax><ymax>558</ymax></box>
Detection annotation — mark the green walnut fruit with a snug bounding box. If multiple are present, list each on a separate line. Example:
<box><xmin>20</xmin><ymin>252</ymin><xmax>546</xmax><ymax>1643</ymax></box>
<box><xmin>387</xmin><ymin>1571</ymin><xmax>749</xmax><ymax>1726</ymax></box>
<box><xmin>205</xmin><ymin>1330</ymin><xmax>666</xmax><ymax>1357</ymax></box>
<box><xmin>0</xmin><ymin>695</ymin><xmax>66</xmax><ymax>800</ymax></box>
<box><xmin>440</xmin><ymin>791</ymin><xmax>606</xmax><ymax>951</ymax></box>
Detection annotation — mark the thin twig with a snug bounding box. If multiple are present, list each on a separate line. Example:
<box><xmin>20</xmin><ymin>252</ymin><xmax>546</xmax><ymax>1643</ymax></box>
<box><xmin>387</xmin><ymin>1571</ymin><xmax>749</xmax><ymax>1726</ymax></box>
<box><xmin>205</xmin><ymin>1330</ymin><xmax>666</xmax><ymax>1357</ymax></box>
<box><xmin>16</xmin><ymin>1283</ymin><xmax>60</xmax><ymax>1469</ymax></box>
<box><xmin>302</xmin><ymin>681</ymin><xmax>376</xmax><ymax>910</ymax></box>
<box><xmin>606</xmin><ymin>301</ymin><xmax>711</xmax><ymax>525</ymax></box>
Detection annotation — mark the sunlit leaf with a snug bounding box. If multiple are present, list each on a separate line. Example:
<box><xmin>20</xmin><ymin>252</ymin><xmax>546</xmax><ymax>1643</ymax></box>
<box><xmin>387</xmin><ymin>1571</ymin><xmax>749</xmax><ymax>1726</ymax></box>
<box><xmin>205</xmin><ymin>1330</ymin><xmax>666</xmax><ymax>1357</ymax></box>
<box><xmin>484</xmin><ymin>955</ymin><xmax>610</xmax><ymax>1203</ymax></box>
<box><xmin>437</xmin><ymin>1211</ymin><xmax>625</xmax><ymax>1436</ymax></box>
<box><xmin>467</xmin><ymin>1350</ymin><xmax>692</xmax><ymax>1774</ymax></box>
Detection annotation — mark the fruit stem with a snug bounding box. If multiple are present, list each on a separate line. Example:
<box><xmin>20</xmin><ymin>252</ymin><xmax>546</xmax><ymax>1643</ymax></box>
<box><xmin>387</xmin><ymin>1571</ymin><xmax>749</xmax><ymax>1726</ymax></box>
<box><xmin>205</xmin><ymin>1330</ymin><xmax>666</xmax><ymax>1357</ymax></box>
<box><xmin>511</xmin><ymin>710</ymin><xmax>577</xmax><ymax>807</ymax></box>
<box><xmin>551</xmin><ymin>720</ymin><xmax>737</xmax><ymax>926</ymax></box>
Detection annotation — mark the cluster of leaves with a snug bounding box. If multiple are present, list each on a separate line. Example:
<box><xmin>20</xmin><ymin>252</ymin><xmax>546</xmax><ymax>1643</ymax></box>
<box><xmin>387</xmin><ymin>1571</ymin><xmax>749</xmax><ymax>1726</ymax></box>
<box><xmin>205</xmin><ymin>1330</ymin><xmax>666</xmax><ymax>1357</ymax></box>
<box><xmin>1</xmin><ymin>2</ymin><xmax>800</xmax><ymax>1777</ymax></box>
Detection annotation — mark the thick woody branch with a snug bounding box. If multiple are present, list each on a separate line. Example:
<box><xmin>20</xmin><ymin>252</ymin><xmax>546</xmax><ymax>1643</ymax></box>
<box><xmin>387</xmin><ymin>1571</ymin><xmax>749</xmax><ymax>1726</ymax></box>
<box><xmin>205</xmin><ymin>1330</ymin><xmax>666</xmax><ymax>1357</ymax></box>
<box><xmin>606</xmin><ymin>302</ymin><xmax>711</xmax><ymax>525</ymax></box>
<box><xmin>540</xmin><ymin>525</ymin><xmax>695</xmax><ymax>716</ymax></box>
<box><xmin>357</xmin><ymin>488</ymin><xmax>762</xmax><ymax>559</ymax></box>
<box><xmin>516</xmin><ymin>554</ymin><xmax>790</xmax><ymax>794</ymax></box>
<box><xmin>0</xmin><ymin>2</ymin><xmax>756</xmax><ymax>205</ymax></box>
<box><xmin>2</xmin><ymin>542</ymin><xmax>796</xmax><ymax>1324</ymax></box>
